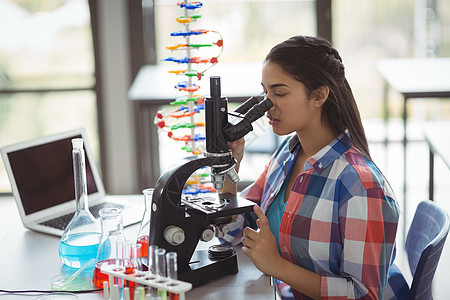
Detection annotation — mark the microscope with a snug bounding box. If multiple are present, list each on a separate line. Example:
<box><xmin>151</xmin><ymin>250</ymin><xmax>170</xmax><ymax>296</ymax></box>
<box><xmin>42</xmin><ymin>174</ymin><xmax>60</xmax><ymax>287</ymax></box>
<box><xmin>149</xmin><ymin>76</ymin><xmax>273</xmax><ymax>287</ymax></box>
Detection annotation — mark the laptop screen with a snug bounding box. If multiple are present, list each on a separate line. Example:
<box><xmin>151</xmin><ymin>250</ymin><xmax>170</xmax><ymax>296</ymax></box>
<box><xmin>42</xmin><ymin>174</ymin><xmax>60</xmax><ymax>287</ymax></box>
<box><xmin>6</xmin><ymin>135</ymin><xmax>98</xmax><ymax>215</ymax></box>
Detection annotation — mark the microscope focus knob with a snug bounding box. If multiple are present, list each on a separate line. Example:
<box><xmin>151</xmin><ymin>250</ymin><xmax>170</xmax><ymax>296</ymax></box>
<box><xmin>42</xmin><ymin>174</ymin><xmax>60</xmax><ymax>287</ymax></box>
<box><xmin>201</xmin><ymin>227</ymin><xmax>215</xmax><ymax>242</ymax></box>
<box><xmin>164</xmin><ymin>225</ymin><xmax>185</xmax><ymax>245</ymax></box>
<box><xmin>220</xmin><ymin>224</ymin><xmax>230</xmax><ymax>234</ymax></box>
<box><xmin>214</xmin><ymin>224</ymin><xmax>230</xmax><ymax>238</ymax></box>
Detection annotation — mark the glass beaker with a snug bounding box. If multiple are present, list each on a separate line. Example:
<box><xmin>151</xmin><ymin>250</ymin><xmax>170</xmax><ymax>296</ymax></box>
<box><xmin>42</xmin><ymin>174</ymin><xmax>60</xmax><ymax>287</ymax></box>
<box><xmin>92</xmin><ymin>207</ymin><xmax>127</xmax><ymax>288</ymax></box>
<box><xmin>58</xmin><ymin>138</ymin><xmax>101</xmax><ymax>269</ymax></box>
<box><xmin>136</xmin><ymin>188</ymin><xmax>153</xmax><ymax>258</ymax></box>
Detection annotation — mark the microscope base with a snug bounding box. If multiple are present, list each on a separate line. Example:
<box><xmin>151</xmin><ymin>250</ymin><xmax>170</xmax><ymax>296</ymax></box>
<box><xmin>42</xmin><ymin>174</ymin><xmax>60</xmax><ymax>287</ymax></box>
<box><xmin>179</xmin><ymin>249</ymin><xmax>238</xmax><ymax>287</ymax></box>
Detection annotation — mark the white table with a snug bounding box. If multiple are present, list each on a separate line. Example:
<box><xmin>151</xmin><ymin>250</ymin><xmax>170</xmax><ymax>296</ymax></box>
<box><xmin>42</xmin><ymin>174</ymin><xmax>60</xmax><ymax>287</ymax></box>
<box><xmin>377</xmin><ymin>58</ymin><xmax>450</xmax><ymax>235</ymax></box>
<box><xmin>0</xmin><ymin>196</ymin><xmax>274</xmax><ymax>299</ymax></box>
<box><xmin>423</xmin><ymin>122</ymin><xmax>450</xmax><ymax>201</ymax></box>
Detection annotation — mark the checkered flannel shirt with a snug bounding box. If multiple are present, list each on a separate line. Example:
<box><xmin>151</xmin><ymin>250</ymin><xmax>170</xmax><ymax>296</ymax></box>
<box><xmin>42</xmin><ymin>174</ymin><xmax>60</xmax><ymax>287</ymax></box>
<box><xmin>225</xmin><ymin>132</ymin><xmax>406</xmax><ymax>299</ymax></box>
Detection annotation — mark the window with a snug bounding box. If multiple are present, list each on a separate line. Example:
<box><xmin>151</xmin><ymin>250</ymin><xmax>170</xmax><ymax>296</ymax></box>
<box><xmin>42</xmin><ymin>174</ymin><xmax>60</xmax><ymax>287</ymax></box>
<box><xmin>333</xmin><ymin>0</ymin><xmax>450</xmax><ymax>120</ymax></box>
<box><xmin>154</xmin><ymin>0</ymin><xmax>317</xmax><ymax>63</ymax></box>
<box><xmin>0</xmin><ymin>0</ymin><xmax>97</xmax><ymax>193</ymax></box>
<box><xmin>150</xmin><ymin>0</ymin><xmax>317</xmax><ymax>183</ymax></box>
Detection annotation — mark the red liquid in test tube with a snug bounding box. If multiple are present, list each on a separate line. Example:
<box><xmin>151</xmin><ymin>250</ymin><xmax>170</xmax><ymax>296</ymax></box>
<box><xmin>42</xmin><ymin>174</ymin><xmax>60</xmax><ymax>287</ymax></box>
<box><xmin>124</xmin><ymin>261</ymin><xmax>136</xmax><ymax>300</ymax></box>
<box><xmin>137</xmin><ymin>235</ymin><xmax>149</xmax><ymax>257</ymax></box>
<box><xmin>124</xmin><ymin>242</ymin><xmax>141</xmax><ymax>300</ymax></box>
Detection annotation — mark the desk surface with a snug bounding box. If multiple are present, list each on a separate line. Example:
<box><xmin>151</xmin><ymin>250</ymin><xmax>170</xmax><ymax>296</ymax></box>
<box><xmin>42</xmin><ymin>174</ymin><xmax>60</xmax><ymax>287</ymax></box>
<box><xmin>377</xmin><ymin>58</ymin><xmax>450</xmax><ymax>96</ymax></box>
<box><xmin>128</xmin><ymin>63</ymin><xmax>264</xmax><ymax>102</ymax></box>
<box><xmin>0</xmin><ymin>196</ymin><xmax>274</xmax><ymax>299</ymax></box>
<box><xmin>423</xmin><ymin>121</ymin><xmax>450</xmax><ymax>170</ymax></box>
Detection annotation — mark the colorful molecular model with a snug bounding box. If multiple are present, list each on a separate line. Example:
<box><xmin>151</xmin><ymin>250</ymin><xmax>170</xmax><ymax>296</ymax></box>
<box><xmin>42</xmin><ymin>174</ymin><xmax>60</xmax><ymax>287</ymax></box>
<box><xmin>155</xmin><ymin>1</ymin><xmax>223</xmax><ymax>195</ymax></box>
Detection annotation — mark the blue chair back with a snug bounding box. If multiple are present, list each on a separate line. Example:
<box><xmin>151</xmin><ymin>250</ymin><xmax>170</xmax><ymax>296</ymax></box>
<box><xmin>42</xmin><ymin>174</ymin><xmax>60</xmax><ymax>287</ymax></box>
<box><xmin>405</xmin><ymin>200</ymin><xmax>450</xmax><ymax>299</ymax></box>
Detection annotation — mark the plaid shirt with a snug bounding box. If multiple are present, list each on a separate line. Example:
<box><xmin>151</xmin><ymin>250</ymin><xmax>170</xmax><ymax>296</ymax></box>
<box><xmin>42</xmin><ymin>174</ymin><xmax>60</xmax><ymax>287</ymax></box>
<box><xmin>229</xmin><ymin>132</ymin><xmax>406</xmax><ymax>299</ymax></box>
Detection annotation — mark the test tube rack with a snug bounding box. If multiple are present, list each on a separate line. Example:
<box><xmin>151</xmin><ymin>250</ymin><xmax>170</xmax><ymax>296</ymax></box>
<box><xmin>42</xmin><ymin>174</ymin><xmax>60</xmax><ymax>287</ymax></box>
<box><xmin>101</xmin><ymin>265</ymin><xmax>192</xmax><ymax>300</ymax></box>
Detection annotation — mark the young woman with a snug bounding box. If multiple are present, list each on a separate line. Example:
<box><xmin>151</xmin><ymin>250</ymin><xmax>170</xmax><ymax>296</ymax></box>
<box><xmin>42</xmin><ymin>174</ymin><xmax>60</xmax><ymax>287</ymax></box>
<box><xmin>221</xmin><ymin>36</ymin><xmax>409</xmax><ymax>299</ymax></box>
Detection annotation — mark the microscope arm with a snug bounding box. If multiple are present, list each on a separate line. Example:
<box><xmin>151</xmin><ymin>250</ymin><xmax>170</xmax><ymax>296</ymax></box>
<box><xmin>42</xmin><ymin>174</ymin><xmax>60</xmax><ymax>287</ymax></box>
<box><xmin>149</xmin><ymin>76</ymin><xmax>273</xmax><ymax>286</ymax></box>
<box><xmin>150</xmin><ymin>153</ymin><xmax>239</xmax><ymax>271</ymax></box>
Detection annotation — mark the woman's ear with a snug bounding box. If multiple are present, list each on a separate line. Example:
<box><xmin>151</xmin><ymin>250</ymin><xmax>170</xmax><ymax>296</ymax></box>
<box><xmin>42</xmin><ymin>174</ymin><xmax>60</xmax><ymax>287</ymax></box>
<box><xmin>311</xmin><ymin>86</ymin><xmax>329</xmax><ymax>107</ymax></box>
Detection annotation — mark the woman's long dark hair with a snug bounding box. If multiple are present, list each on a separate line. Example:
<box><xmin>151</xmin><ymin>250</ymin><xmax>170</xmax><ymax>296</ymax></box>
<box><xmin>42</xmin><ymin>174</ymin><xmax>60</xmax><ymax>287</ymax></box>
<box><xmin>265</xmin><ymin>35</ymin><xmax>370</xmax><ymax>159</ymax></box>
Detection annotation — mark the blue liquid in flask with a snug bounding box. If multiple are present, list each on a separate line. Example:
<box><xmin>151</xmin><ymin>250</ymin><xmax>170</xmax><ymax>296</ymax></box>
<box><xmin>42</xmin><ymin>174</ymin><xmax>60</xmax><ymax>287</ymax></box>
<box><xmin>59</xmin><ymin>232</ymin><xmax>101</xmax><ymax>268</ymax></box>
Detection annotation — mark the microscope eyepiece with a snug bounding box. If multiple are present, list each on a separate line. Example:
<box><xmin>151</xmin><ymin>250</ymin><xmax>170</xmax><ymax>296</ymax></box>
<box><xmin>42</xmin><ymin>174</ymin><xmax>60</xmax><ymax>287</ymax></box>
<box><xmin>210</xmin><ymin>76</ymin><xmax>221</xmax><ymax>98</ymax></box>
<box><xmin>234</xmin><ymin>96</ymin><xmax>259</xmax><ymax>115</ymax></box>
<box><xmin>244</xmin><ymin>97</ymin><xmax>273</xmax><ymax>124</ymax></box>
<box><xmin>223</xmin><ymin>96</ymin><xmax>273</xmax><ymax>142</ymax></box>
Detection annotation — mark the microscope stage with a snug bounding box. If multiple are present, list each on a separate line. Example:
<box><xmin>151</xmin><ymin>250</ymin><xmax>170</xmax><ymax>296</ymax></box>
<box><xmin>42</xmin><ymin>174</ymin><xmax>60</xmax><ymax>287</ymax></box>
<box><xmin>181</xmin><ymin>192</ymin><xmax>255</xmax><ymax>219</ymax></box>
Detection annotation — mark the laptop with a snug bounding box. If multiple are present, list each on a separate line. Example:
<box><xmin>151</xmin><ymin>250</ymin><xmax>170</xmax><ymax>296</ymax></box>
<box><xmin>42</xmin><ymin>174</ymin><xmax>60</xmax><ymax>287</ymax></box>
<box><xmin>1</xmin><ymin>128</ymin><xmax>144</xmax><ymax>236</ymax></box>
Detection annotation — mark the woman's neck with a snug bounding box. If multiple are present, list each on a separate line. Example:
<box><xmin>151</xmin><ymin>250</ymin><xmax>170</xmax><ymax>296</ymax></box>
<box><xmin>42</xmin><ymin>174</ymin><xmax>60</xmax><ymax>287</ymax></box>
<box><xmin>296</xmin><ymin>124</ymin><xmax>335</xmax><ymax>159</ymax></box>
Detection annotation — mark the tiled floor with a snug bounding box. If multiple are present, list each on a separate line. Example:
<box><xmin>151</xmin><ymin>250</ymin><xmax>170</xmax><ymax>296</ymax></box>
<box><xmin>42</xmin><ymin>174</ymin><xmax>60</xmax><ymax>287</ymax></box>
<box><xmin>365</xmin><ymin>118</ymin><xmax>450</xmax><ymax>299</ymax></box>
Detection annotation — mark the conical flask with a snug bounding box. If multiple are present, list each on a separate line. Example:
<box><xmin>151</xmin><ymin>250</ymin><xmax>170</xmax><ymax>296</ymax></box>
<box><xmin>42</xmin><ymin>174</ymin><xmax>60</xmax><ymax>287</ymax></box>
<box><xmin>92</xmin><ymin>207</ymin><xmax>127</xmax><ymax>288</ymax></box>
<box><xmin>136</xmin><ymin>188</ymin><xmax>153</xmax><ymax>258</ymax></box>
<box><xmin>58</xmin><ymin>138</ymin><xmax>101</xmax><ymax>269</ymax></box>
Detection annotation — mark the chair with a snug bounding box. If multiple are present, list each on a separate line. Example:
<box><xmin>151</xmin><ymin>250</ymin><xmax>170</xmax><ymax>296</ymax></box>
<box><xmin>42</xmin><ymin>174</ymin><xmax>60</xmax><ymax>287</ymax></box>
<box><xmin>275</xmin><ymin>200</ymin><xmax>449</xmax><ymax>300</ymax></box>
<box><xmin>405</xmin><ymin>200</ymin><xmax>450</xmax><ymax>299</ymax></box>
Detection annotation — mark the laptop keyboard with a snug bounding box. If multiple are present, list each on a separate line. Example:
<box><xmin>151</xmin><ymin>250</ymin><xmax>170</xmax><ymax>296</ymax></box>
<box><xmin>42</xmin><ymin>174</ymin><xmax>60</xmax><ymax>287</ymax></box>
<box><xmin>39</xmin><ymin>203</ymin><xmax>124</xmax><ymax>231</ymax></box>
<box><xmin>40</xmin><ymin>213</ymin><xmax>74</xmax><ymax>231</ymax></box>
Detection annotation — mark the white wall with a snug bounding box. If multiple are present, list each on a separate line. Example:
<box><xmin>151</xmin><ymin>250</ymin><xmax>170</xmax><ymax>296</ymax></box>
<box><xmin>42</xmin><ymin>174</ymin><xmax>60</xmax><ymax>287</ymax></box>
<box><xmin>97</xmin><ymin>0</ymin><xmax>138</xmax><ymax>194</ymax></box>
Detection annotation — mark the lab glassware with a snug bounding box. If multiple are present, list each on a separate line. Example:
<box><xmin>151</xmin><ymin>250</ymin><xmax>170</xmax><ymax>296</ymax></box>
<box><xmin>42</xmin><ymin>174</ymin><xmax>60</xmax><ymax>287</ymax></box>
<box><xmin>148</xmin><ymin>245</ymin><xmax>159</xmax><ymax>298</ymax></box>
<box><xmin>92</xmin><ymin>207</ymin><xmax>127</xmax><ymax>288</ymax></box>
<box><xmin>156</xmin><ymin>248</ymin><xmax>168</xmax><ymax>300</ymax></box>
<box><xmin>128</xmin><ymin>243</ymin><xmax>141</xmax><ymax>295</ymax></box>
<box><xmin>125</xmin><ymin>242</ymin><xmax>142</xmax><ymax>271</ymax></box>
<box><xmin>123</xmin><ymin>242</ymin><xmax>142</xmax><ymax>299</ymax></box>
<box><xmin>58</xmin><ymin>138</ymin><xmax>101</xmax><ymax>269</ymax></box>
<box><xmin>136</xmin><ymin>188</ymin><xmax>153</xmax><ymax>258</ymax></box>
<box><xmin>166</xmin><ymin>252</ymin><xmax>179</xmax><ymax>300</ymax></box>
<box><xmin>92</xmin><ymin>240</ymin><xmax>124</xmax><ymax>289</ymax></box>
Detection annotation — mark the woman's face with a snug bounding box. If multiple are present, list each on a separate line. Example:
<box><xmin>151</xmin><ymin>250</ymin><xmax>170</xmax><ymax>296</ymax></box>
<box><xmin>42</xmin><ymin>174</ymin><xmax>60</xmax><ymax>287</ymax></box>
<box><xmin>262</xmin><ymin>61</ymin><xmax>322</xmax><ymax>136</ymax></box>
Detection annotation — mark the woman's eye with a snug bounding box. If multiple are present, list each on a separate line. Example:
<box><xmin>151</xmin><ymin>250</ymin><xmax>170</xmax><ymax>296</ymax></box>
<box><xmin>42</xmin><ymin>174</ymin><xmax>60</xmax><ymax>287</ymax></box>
<box><xmin>275</xmin><ymin>93</ymin><xmax>285</xmax><ymax>97</ymax></box>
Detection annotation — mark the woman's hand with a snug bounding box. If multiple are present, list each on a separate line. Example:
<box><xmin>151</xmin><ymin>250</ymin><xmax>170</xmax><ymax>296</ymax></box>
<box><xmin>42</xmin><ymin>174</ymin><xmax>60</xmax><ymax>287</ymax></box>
<box><xmin>228</xmin><ymin>137</ymin><xmax>245</xmax><ymax>164</ymax></box>
<box><xmin>218</xmin><ymin>137</ymin><xmax>245</xmax><ymax>195</ymax></box>
<box><xmin>241</xmin><ymin>205</ymin><xmax>283</xmax><ymax>276</ymax></box>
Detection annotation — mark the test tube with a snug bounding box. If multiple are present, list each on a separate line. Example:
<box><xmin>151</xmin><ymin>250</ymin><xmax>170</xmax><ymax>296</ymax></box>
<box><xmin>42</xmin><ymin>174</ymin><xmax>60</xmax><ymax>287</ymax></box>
<box><xmin>123</xmin><ymin>287</ymin><xmax>130</xmax><ymax>300</ymax></box>
<box><xmin>166</xmin><ymin>252</ymin><xmax>177</xmax><ymax>280</ymax></box>
<box><xmin>115</xmin><ymin>240</ymin><xmax>124</xmax><ymax>268</ymax></box>
<box><xmin>135</xmin><ymin>286</ymin><xmax>145</xmax><ymax>300</ymax></box>
<box><xmin>149</xmin><ymin>245</ymin><xmax>158</xmax><ymax>275</ymax></box>
<box><xmin>166</xmin><ymin>252</ymin><xmax>179</xmax><ymax>300</ymax></box>
<box><xmin>156</xmin><ymin>248</ymin><xmax>167</xmax><ymax>300</ymax></box>
<box><xmin>114</xmin><ymin>240</ymin><xmax>124</xmax><ymax>299</ymax></box>
<box><xmin>148</xmin><ymin>245</ymin><xmax>159</xmax><ymax>298</ymax></box>
<box><xmin>124</xmin><ymin>241</ymin><xmax>139</xmax><ymax>299</ymax></box>
<box><xmin>131</xmin><ymin>242</ymin><xmax>142</xmax><ymax>299</ymax></box>
<box><xmin>132</xmin><ymin>243</ymin><xmax>143</xmax><ymax>270</ymax></box>
<box><xmin>156</xmin><ymin>248</ymin><xmax>167</xmax><ymax>277</ymax></box>
<box><xmin>124</xmin><ymin>241</ymin><xmax>133</xmax><ymax>273</ymax></box>
<box><xmin>103</xmin><ymin>281</ymin><xmax>109</xmax><ymax>300</ymax></box>
<box><xmin>125</xmin><ymin>241</ymin><xmax>142</xmax><ymax>271</ymax></box>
